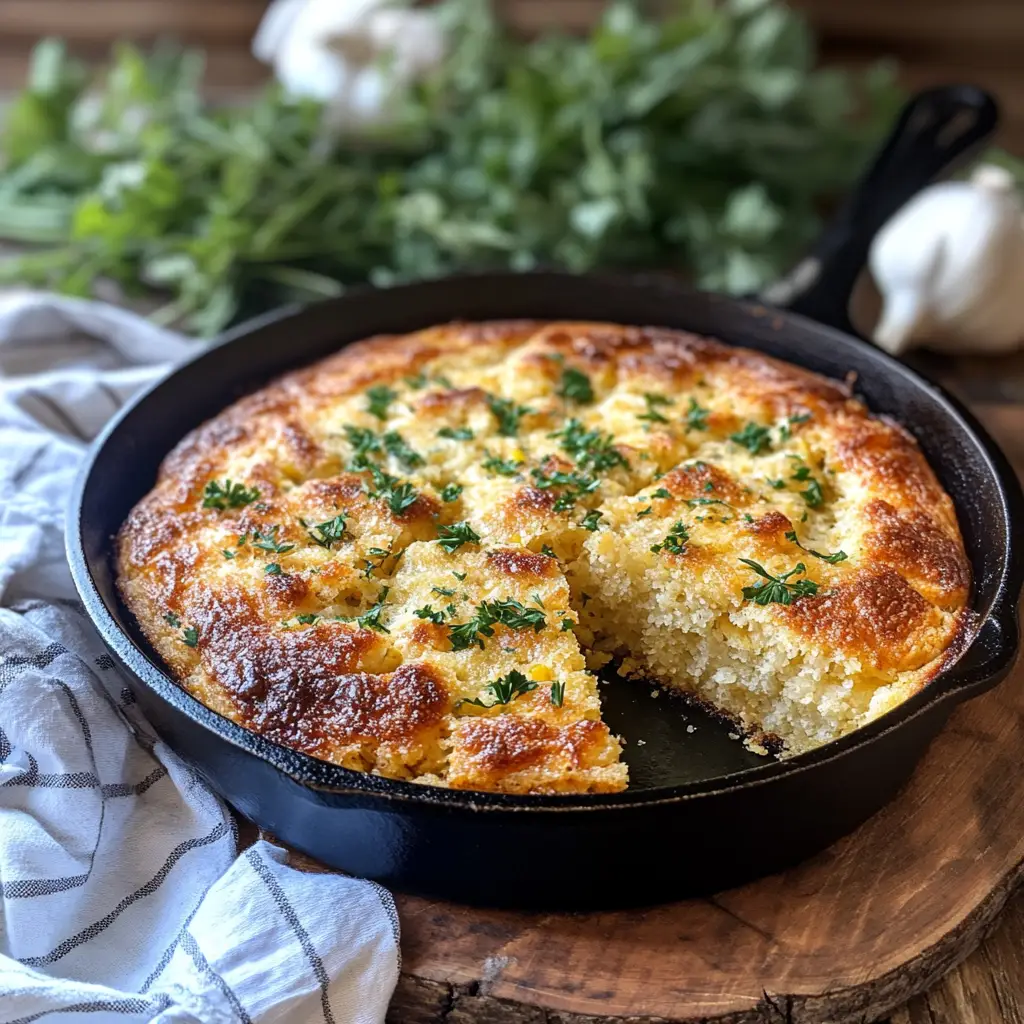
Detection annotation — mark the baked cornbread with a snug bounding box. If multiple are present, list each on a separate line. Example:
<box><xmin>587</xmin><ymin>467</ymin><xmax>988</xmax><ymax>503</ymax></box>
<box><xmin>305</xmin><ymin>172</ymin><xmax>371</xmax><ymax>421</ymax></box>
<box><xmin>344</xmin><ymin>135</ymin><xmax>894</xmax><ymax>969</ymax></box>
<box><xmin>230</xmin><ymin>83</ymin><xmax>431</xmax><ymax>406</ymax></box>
<box><xmin>116</xmin><ymin>320</ymin><xmax>971</xmax><ymax>793</ymax></box>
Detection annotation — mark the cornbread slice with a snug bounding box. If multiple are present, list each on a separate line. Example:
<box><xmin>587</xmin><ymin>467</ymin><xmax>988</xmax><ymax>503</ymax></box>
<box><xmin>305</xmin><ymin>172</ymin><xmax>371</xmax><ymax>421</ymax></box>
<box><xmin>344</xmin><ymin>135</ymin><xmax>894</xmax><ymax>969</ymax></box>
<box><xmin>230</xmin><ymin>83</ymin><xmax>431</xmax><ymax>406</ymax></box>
<box><xmin>116</xmin><ymin>320</ymin><xmax>970</xmax><ymax>792</ymax></box>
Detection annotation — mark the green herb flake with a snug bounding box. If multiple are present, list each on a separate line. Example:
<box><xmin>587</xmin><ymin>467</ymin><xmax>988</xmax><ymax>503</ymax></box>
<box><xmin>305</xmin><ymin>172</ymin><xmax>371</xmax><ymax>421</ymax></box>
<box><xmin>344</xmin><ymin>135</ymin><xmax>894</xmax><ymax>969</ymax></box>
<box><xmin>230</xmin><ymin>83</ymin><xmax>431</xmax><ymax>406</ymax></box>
<box><xmin>296</xmin><ymin>613</ymin><xmax>321</xmax><ymax>625</ymax></box>
<box><xmin>382</xmin><ymin>431</ymin><xmax>424</xmax><ymax>470</ymax></box>
<box><xmin>558</xmin><ymin>367</ymin><xmax>594</xmax><ymax>404</ymax></box>
<box><xmin>181</xmin><ymin>626</ymin><xmax>199</xmax><ymax>648</ymax></box>
<box><xmin>784</xmin><ymin>530</ymin><xmax>848</xmax><ymax>564</ymax></box>
<box><xmin>551</xmin><ymin>419</ymin><xmax>628</xmax><ymax>474</ymax></box>
<box><xmin>438</xmin><ymin>426</ymin><xmax>474</xmax><ymax>441</ymax></box>
<box><xmin>307</xmin><ymin>512</ymin><xmax>349</xmax><ymax>548</ymax></box>
<box><xmin>482</xmin><ymin>453</ymin><xmax>522</xmax><ymax>477</ymax></box>
<box><xmin>486</xmin><ymin>394</ymin><xmax>533</xmax><ymax>437</ymax></box>
<box><xmin>651</xmin><ymin>487</ymin><xmax>672</xmax><ymax>499</ymax></box>
<box><xmin>221</xmin><ymin>549</ymin><xmax>235</xmax><ymax>559</ymax></box>
<box><xmin>264</xmin><ymin>562</ymin><xmax>283</xmax><ymax>575</ymax></box>
<box><xmin>251</xmin><ymin>526</ymin><xmax>294</xmax><ymax>555</ymax></box>
<box><xmin>452</xmin><ymin>570</ymin><xmax>467</xmax><ymax>581</ymax></box>
<box><xmin>437</xmin><ymin>520</ymin><xmax>481</xmax><ymax>553</ymax></box>
<box><xmin>457</xmin><ymin>669</ymin><xmax>538</xmax><ymax>709</ymax></box>
<box><xmin>560</xmin><ymin>618</ymin><xmax>574</xmax><ymax>631</ymax></box>
<box><xmin>730</xmin><ymin>422</ymin><xmax>772</xmax><ymax>455</ymax></box>
<box><xmin>637</xmin><ymin>505</ymin><xmax>653</xmax><ymax>518</ymax></box>
<box><xmin>550</xmin><ymin>680</ymin><xmax>565</xmax><ymax>707</ymax></box>
<box><xmin>366</xmin><ymin>385</ymin><xmax>397</xmax><ymax>421</ymax></box>
<box><xmin>366</xmin><ymin>465</ymin><xmax>419</xmax><ymax>515</ymax></box>
<box><xmin>651</xmin><ymin>521</ymin><xmax>691</xmax><ymax>555</ymax></box>
<box><xmin>164</xmin><ymin>612</ymin><xmax>181</xmax><ymax>628</ymax></box>
<box><xmin>431</xmin><ymin>585</ymin><xmax>455</xmax><ymax>597</ymax></box>
<box><xmin>739</xmin><ymin>559</ymin><xmax>818</xmax><ymax>605</ymax></box>
<box><xmin>580</xmin><ymin>509</ymin><xmax>603</xmax><ymax>531</ymax></box>
<box><xmin>414</xmin><ymin>604</ymin><xmax>448</xmax><ymax>625</ymax></box>
<box><xmin>638</xmin><ymin>392</ymin><xmax>672</xmax><ymax>426</ymax></box>
<box><xmin>446</xmin><ymin>598</ymin><xmax>547</xmax><ymax>651</ymax></box>
<box><xmin>202</xmin><ymin>479</ymin><xmax>260</xmax><ymax>510</ymax></box>
<box><xmin>356</xmin><ymin>587</ymin><xmax>391</xmax><ymax>633</ymax></box>
<box><xmin>765</xmin><ymin>477</ymin><xmax>785</xmax><ymax>490</ymax></box>
<box><xmin>440</xmin><ymin>483</ymin><xmax>463</xmax><ymax>503</ymax></box>
<box><xmin>540</xmin><ymin>544</ymin><xmax>557</xmax><ymax>559</ymax></box>
<box><xmin>685</xmin><ymin>397</ymin><xmax>710</xmax><ymax>432</ymax></box>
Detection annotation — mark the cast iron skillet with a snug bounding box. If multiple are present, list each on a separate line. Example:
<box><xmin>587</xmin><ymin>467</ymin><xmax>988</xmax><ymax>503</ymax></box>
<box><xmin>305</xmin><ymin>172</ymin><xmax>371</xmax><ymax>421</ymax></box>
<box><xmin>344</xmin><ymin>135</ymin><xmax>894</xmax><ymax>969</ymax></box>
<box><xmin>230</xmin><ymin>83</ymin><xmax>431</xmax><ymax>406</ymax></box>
<box><xmin>68</xmin><ymin>87</ymin><xmax>1024</xmax><ymax>908</ymax></box>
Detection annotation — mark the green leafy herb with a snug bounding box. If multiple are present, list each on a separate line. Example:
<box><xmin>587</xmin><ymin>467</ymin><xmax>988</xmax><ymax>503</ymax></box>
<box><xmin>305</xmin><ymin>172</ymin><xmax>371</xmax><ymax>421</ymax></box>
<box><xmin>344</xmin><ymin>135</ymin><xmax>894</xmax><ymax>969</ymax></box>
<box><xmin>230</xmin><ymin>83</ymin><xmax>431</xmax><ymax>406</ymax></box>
<box><xmin>551</xmin><ymin>419</ymin><xmax>628</xmax><ymax>474</ymax></box>
<box><xmin>296</xmin><ymin>613</ymin><xmax>321</xmax><ymax>625</ymax></box>
<box><xmin>361</xmin><ymin>542</ymin><xmax>396</xmax><ymax>579</ymax></box>
<box><xmin>0</xmin><ymin>18</ymin><xmax>908</xmax><ymax>336</ymax></box>
<box><xmin>382</xmin><ymin>431</ymin><xmax>424</xmax><ymax>470</ymax></box>
<box><xmin>251</xmin><ymin>526</ymin><xmax>294</xmax><ymax>555</ymax></box>
<box><xmin>778</xmin><ymin>412</ymin><xmax>812</xmax><ymax>441</ymax></box>
<box><xmin>784</xmin><ymin>530</ymin><xmax>847</xmax><ymax>564</ymax></box>
<box><xmin>550</xmin><ymin>680</ymin><xmax>565</xmax><ymax>707</ymax></box>
<box><xmin>530</xmin><ymin>465</ymin><xmax>600</xmax><ymax>512</ymax></box>
<box><xmin>164</xmin><ymin>612</ymin><xmax>181</xmax><ymax>628</ymax></box>
<box><xmin>685</xmin><ymin>397</ymin><xmax>710</xmax><ymax>432</ymax></box>
<box><xmin>366</xmin><ymin>465</ymin><xmax>419</xmax><ymax>515</ymax></box>
<box><xmin>685</xmin><ymin>497</ymin><xmax>731</xmax><ymax>508</ymax></box>
<box><xmin>264</xmin><ymin>562</ymin><xmax>283</xmax><ymax>575</ymax></box>
<box><xmin>765</xmin><ymin>477</ymin><xmax>785</xmax><ymax>490</ymax></box>
<box><xmin>404</xmin><ymin>371</ymin><xmax>428</xmax><ymax>389</ymax></box>
<box><xmin>580</xmin><ymin>509</ymin><xmax>603</xmax><ymax>531</ymax></box>
<box><xmin>486</xmin><ymin>394</ymin><xmax>532</xmax><ymax>436</ymax></box>
<box><xmin>415</xmin><ymin>604</ymin><xmax>448</xmax><ymax>624</ymax></box>
<box><xmin>452</xmin><ymin>570</ymin><xmax>467</xmax><ymax>581</ymax></box>
<box><xmin>651</xmin><ymin>487</ymin><xmax>671</xmax><ymax>499</ymax></box>
<box><xmin>457</xmin><ymin>669</ymin><xmax>538</xmax><ymax>709</ymax></box>
<box><xmin>366</xmin><ymin>385</ymin><xmax>396</xmax><ymax>421</ymax></box>
<box><xmin>637</xmin><ymin>505</ymin><xmax>653</xmax><ymax>518</ymax></box>
<box><xmin>730</xmin><ymin>422</ymin><xmax>772</xmax><ymax>455</ymax></box>
<box><xmin>438</xmin><ymin>426</ymin><xmax>474</xmax><ymax>441</ymax></box>
<box><xmin>739</xmin><ymin>559</ymin><xmax>818</xmax><ymax>605</ymax></box>
<box><xmin>482</xmin><ymin>453</ymin><xmax>522</xmax><ymax>476</ymax></box>
<box><xmin>651</xmin><ymin>521</ymin><xmax>690</xmax><ymax>555</ymax></box>
<box><xmin>307</xmin><ymin>512</ymin><xmax>348</xmax><ymax>548</ymax></box>
<box><xmin>355</xmin><ymin>588</ymin><xmax>391</xmax><ymax>633</ymax></box>
<box><xmin>437</xmin><ymin>520</ymin><xmax>481</xmax><ymax>553</ymax></box>
<box><xmin>541</xmin><ymin>544</ymin><xmax>557</xmax><ymax>559</ymax></box>
<box><xmin>221</xmin><ymin>549</ymin><xmax>235</xmax><ymax>559</ymax></box>
<box><xmin>343</xmin><ymin>425</ymin><xmax>382</xmax><ymax>470</ymax></box>
<box><xmin>440</xmin><ymin>482</ymin><xmax>463</xmax><ymax>502</ymax></box>
<box><xmin>638</xmin><ymin>392</ymin><xmax>672</xmax><ymax>426</ymax></box>
<box><xmin>181</xmin><ymin>626</ymin><xmax>199</xmax><ymax>647</ymax></box>
<box><xmin>560</xmin><ymin>617</ymin><xmax>574</xmax><ymax>631</ymax></box>
<box><xmin>202</xmin><ymin>479</ymin><xmax>260</xmax><ymax>510</ymax></box>
<box><xmin>431</xmin><ymin>585</ymin><xmax>455</xmax><ymax>597</ymax></box>
<box><xmin>558</xmin><ymin>367</ymin><xmax>594</xmax><ymax>404</ymax></box>
<box><xmin>447</xmin><ymin>598</ymin><xmax>547</xmax><ymax>651</ymax></box>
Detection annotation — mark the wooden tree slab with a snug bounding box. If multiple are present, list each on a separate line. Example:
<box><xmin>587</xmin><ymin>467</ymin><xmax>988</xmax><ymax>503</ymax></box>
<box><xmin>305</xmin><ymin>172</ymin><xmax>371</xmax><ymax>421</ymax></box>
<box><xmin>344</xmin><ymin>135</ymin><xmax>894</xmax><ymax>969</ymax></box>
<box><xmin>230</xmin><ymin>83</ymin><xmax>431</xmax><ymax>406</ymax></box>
<box><xmin>383</xmin><ymin>652</ymin><xmax>1024</xmax><ymax>1024</ymax></box>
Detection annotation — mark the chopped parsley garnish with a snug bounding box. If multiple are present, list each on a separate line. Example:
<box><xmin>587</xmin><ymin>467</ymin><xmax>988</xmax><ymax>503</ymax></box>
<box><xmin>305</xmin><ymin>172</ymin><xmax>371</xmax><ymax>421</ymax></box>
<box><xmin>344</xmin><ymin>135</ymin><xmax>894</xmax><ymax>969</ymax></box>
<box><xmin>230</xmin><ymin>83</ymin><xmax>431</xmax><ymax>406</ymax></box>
<box><xmin>437</xmin><ymin>521</ymin><xmax>481</xmax><ymax>553</ymax></box>
<box><xmin>551</xmin><ymin>419</ymin><xmax>628</xmax><ymax>474</ymax></box>
<box><xmin>222</xmin><ymin>549</ymin><xmax>235</xmax><ymax>559</ymax></box>
<box><xmin>637</xmin><ymin>506</ymin><xmax>653</xmax><ymax>518</ymax></box>
<box><xmin>296</xmin><ymin>613</ymin><xmax>321</xmax><ymax>625</ymax></box>
<box><xmin>651</xmin><ymin>521</ymin><xmax>690</xmax><ymax>555</ymax></box>
<box><xmin>361</xmin><ymin>542</ymin><xmax>396</xmax><ymax>579</ymax></box>
<box><xmin>638</xmin><ymin>392</ymin><xmax>672</xmax><ymax>426</ymax></box>
<box><xmin>181</xmin><ymin>626</ymin><xmax>199</xmax><ymax>647</ymax></box>
<box><xmin>264</xmin><ymin>562</ymin><xmax>283</xmax><ymax>575</ymax></box>
<box><xmin>482</xmin><ymin>453</ymin><xmax>522</xmax><ymax>477</ymax></box>
<box><xmin>778</xmin><ymin>412</ymin><xmax>812</xmax><ymax>442</ymax></box>
<box><xmin>739</xmin><ymin>560</ymin><xmax>818</xmax><ymax>605</ymax></box>
<box><xmin>730</xmin><ymin>421</ymin><xmax>772</xmax><ymax>454</ymax></box>
<box><xmin>790</xmin><ymin>465</ymin><xmax>824</xmax><ymax>507</ymax></box>
<box><xmin>486</xmin><ymin>394</ymin><xmax>533</xmax><ymax>436</ymax></box>
<box><xmin>558</xmin><ymin>367</ymin><xmax>594</xmax><ymax>404</ymax></box>
<box><xmin>580</xmin><ymin>510</ymin><xmax>603</xmax><ymax>531</ymax></box>
<box><xmin>366</xmin><ymin>384</ymin><xmax>397</xmax><ymax>420</ymax></box>
<box><xmin>560</xmin><ymin>617</ymin><xmax>574</xmax><ymax>631</ymax></box>
<box><xmin>382</xmin><ymin>431</ymin><xmax>424</xmax><ymax>469</ymax></box>
<box><xmin>202</xmin><ymin>479</ymin><xmax>260</xmax><ymax>510</ymax></box>
<box><xmin>651</xmin><ymin>487</ymin><xmax>672</xmax><ymax>499</ymax></box>
<box><xmin>447</xmin><ymin>598</ymin><xmax>547</xmax><ymax>651</ymax></box>
<box><xmin>431</xmin><ymin>585</ymin><xmax>455</xmax><ymax>597</ymax></box>
<box><xmin>765</xmin><ymin>478</ymin><xmax>786</xmax><ymax>490</ymax></box>
<box><xmin>550</xmin><ymin>680</ymin><xmax>566</xmax><ymax>707</ymax></box>
<box><xmin>438</xmin><ymin>426</ymin><xmax>474</xmax><ymax>441</ymax></box>
<box><xmin>457</xmin><ymin>669</ymin><xmax>538</xmax><ymax>709</ymax></box>
<box><xmin>784</xmin><ymin>530</ymin><xmax>848</xmax><ymax>564</ymax></box>
<box><xmin>452</xmin><ymin>570</ymin><xmax>467</xmax><ymax>581</ymax></box>
<box><xmin>685</xmin><ymin>497</ymin><xmax>731</xmax><ymax>508</ymax></box>
<box><xmin>404</xmin><ymin>371</ymin><xmax>428</xmax><ymax>389</ymax></box>
<box><xmin>414</xmin><ymin>605</ymin><xmax>449</xmax><ymax>625</ymax></box>
<box><xmin>356</xmin><ymin>588</ymin><xmax>391</xmax><ymax>633</ymax></box>
<box><xmin>440</xmin><ymin>483</ymin><xmax>463</xmax><ymax>503</ymax></box>
<box><xmin>530</xmin><ymin>467</ymin><xmax>600</xmax><ymax>511</ymax></box>
<box><xmin>344</xmin><ymin>425</ymin><xmax>382</xmax><ymax>470</ymax></box>
<box><xmin>164</xmin><ymin>612</ymin><xmax>181</xmax><ymax>628</ymax></box>
<box><xmin>307</xmin><ymin>513</ymin><xmax>349</xmax><ymax>548</ymax></box>
<box><xmin>530</xmin><ymin>592</ymin><xmax>546</xmax><ymax>608</ymax></box>
<box><xmin>366</xmin><ymin>465</ymin><xmax>419</xmax><ymax>515</ymax></box>
<box><xmin>685</xmin><ymin>397</ymin><xmax>710</xmax><ymax>432</ymax></box>
<box><xmin>541</xmin><ymin>544</ymin><xmax>557</xmax><ymax>559</ymax></box>
<box><xmin>251</xmin><ymin>526</ymin><xmax>294</xmax><ymax>555</ymax></box>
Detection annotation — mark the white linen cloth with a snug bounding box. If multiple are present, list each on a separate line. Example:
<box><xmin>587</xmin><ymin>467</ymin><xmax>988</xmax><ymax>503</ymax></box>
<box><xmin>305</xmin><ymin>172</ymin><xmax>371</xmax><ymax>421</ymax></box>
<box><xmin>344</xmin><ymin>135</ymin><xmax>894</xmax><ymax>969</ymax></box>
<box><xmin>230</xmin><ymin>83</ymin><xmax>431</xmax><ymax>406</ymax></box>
<box><xmin>0</xmin><ymin>293</ymin><xmax>401</xmax><ymax>1024</ymax></box>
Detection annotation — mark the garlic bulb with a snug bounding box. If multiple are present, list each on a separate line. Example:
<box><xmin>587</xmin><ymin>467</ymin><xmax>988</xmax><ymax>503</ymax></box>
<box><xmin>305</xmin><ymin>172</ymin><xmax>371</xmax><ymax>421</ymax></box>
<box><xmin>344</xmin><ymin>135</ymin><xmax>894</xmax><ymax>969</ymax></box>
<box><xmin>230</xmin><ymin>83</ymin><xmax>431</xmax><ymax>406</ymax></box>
<box><xmin>869</xmin><ymin>165</ymin><xmax>1024</xmax><ymax>356</ymax></box>
<box><xmin>253</xmin><ymin>0</ymin><xmax>446</xmax><ymax>130</ymax></box>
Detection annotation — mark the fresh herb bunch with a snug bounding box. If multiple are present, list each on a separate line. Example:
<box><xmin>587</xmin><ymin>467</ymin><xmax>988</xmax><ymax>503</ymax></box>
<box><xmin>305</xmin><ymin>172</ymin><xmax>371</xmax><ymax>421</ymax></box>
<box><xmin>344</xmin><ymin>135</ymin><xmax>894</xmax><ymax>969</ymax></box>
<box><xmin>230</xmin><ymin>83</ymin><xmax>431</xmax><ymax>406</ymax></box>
<box><xmin>0</xmin><ymin>0</ymin><xmax>907</xmax><ymax>336</ymax></box>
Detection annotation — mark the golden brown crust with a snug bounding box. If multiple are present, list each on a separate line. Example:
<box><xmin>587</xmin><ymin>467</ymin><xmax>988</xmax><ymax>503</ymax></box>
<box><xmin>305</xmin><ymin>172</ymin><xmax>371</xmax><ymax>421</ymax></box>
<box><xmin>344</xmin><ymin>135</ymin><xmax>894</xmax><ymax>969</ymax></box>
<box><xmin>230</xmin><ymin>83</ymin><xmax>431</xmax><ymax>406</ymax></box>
<box><xmin>116</xmin><ymin>319</ymin><xmax>970</xmax><ymax>793</ymax></box>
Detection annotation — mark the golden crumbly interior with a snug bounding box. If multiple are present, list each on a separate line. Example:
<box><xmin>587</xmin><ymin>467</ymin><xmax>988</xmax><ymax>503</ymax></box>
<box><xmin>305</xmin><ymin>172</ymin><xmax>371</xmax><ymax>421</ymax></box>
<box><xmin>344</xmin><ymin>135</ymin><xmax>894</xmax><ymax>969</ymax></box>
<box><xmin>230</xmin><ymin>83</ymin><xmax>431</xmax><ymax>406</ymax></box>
<box><xmin>116</xmin><ymin>320</ymin><xmax>971</xmax><ymax>793</ymax></box>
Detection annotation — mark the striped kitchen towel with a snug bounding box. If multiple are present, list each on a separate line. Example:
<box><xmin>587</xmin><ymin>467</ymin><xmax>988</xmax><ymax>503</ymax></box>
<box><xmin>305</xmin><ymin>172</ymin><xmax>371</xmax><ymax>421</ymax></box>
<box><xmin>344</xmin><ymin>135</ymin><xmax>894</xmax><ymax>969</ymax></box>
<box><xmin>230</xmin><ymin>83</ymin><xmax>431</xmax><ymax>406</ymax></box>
<box><xmin>0</xmin><ymin>293</ymin><xmax>400</xmax><ymax>1024</ymax></box>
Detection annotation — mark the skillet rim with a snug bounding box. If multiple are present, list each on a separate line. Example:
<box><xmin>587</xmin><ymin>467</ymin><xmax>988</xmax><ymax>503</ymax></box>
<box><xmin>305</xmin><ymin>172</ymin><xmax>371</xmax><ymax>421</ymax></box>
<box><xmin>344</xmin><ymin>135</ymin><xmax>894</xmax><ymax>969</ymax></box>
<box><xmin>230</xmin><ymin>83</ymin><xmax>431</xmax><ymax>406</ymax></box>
<box><xmin>65</xmin><ymin>270</ymin><xmax>1024</xmax><ymax>813</ymax></box>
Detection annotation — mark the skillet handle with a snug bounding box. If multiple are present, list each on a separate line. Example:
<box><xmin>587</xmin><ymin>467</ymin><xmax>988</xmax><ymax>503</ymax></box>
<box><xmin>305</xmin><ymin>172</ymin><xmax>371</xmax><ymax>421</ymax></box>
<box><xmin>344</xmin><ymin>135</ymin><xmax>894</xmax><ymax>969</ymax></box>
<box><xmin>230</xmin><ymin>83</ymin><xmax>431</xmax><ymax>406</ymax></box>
<box><xmin>940</xmin><ymin>600</ymin><xmax>1021</xmax><ymax>703</ymax></box>
<box><xmin>763</xmin><ymin>85</ymin><xmax>1000</xmax><ymax>337</ymax></box>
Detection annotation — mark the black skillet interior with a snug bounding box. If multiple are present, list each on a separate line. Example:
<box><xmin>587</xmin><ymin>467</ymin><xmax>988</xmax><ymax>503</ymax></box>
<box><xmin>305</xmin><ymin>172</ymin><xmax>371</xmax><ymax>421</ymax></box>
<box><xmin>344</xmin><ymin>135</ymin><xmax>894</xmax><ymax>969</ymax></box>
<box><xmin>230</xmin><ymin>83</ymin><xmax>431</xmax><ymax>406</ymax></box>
<box><xmin>70</xmin><ymin>83</ymin><xmax>1021</xmax><ymax>805</ymax></box>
